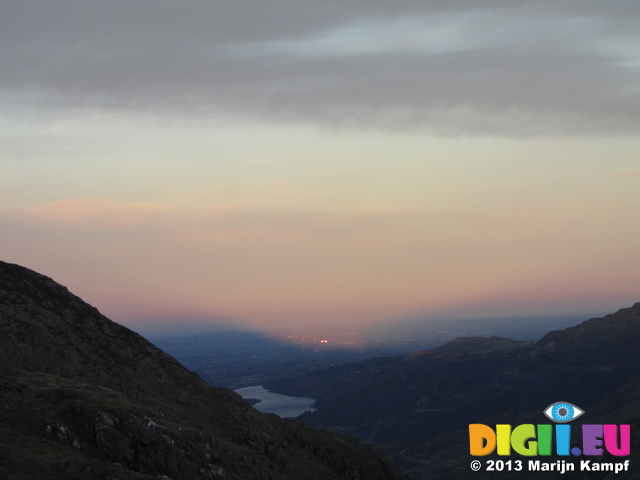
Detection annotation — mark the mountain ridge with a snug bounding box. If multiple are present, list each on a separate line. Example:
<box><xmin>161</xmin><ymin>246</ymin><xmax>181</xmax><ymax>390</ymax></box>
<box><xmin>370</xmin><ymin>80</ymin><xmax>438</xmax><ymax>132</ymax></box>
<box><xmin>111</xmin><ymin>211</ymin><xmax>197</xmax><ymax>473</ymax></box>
<box><xmin>0</xmin><ymin>261</ymin><xmax>408</xmax><ymax>480</ymax></box>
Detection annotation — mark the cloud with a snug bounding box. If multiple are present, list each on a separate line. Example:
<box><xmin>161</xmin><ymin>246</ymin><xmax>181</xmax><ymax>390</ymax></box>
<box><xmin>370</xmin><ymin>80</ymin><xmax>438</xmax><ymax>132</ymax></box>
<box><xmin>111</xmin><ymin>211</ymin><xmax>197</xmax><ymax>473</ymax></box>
<box><xmin>29</xmin><ymin>199</ymin><xmax>171</xmax><ymax>228</ymax></box>
<box><xmin>2</xmin><ymin>1</ymin><xmax>640</xmax><ymax>135</ymax></box>
<box><xmin>615</xmin><ymin>170</ymin><xmax>640</xmax><ymax>178</ymax></box>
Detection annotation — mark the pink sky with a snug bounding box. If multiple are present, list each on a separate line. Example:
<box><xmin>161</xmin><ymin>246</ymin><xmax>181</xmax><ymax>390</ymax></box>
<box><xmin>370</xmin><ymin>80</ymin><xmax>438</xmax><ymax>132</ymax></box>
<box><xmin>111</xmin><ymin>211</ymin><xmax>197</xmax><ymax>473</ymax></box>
<box><xmin>1</xmin><ymin>2</ymin><xmax>639</xmax><ymax>335</ymax></box>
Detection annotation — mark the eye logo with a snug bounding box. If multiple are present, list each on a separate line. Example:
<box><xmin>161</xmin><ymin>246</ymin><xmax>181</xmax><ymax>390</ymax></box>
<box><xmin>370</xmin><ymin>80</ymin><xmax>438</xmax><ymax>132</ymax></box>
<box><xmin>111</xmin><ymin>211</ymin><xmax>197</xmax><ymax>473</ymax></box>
<box><xmin>544</xmin><ymin>402</ymin><xmax>584</xmax><ymax>423</ymax></box>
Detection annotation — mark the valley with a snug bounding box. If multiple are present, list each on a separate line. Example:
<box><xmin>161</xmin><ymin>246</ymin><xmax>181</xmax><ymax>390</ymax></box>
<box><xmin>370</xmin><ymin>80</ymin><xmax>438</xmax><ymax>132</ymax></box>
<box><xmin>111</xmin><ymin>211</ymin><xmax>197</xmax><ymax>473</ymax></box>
<box><xmin>150</xmin><ymin>309</ymin><xmax>640</xmax><ymax>479</ymax></box>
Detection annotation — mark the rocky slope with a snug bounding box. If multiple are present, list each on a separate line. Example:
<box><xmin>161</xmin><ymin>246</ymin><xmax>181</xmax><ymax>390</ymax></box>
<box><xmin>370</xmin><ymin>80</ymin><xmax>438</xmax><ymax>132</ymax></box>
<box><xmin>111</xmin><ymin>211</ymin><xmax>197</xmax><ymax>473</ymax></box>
<box><xmin>0</xmin><ymin>261</ymin><xmax>408</xmax><ymax>480</ymax></box>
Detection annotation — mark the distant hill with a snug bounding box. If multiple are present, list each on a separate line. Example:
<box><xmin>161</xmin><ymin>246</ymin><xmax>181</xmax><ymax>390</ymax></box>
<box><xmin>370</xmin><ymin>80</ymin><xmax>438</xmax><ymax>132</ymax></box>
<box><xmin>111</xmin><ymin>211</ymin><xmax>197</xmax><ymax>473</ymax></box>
<box><xmin>0</xmin><ymin>261</ymin><xmax>407</xmax><ymax>480</ymax></box>
<box><xmin>422</xmin><ymin>335</ymin><xmax>526</xmax><ymax>356</ymax></box>
<box><xmin>268</xmin><ymin>303</ymin><xmax>640</xmax><ymax>479</ymax></box>
<box><xmin>360</xmin><ymin>313</ymin><xmax>597</xmax><ymax>353</ymax></box>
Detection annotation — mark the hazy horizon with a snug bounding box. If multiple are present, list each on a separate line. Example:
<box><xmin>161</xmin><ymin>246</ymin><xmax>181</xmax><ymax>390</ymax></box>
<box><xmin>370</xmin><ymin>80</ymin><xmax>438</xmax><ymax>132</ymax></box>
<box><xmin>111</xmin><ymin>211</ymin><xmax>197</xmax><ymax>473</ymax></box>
<box><xmin>136</xmin><ymin>310</ymin><xmax>604</xmax><ymax>343</ymax></box>
<box><xmin>2</xmin><ymin>2</ymin><xmax>639</xmax><ymax>334</ymax></box>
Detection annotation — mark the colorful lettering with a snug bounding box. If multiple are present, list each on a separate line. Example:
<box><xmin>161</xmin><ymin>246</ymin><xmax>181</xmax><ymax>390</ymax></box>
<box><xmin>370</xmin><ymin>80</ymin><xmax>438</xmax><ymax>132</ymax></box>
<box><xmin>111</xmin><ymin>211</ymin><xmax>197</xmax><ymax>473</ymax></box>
<box><xmin>604</xmin><ymin>425</ymin><xmax>630</xmax><ymax>456</ymax></box>
<box><xmin>469</xmin><ymin>423</ymin><xmax>631</xmax><ymax>457</ymax></box>
<box><xmin>469</xmin><ymin>424</ymin><xmax>496</xmax><ymax>456</ymax></box>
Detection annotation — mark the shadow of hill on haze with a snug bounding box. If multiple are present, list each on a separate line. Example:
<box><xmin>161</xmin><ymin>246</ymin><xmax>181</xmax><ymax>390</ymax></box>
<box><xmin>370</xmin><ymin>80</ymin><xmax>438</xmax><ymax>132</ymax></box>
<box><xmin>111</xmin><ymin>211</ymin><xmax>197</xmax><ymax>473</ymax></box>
<box><xmin>150</xmin><ymin>330</ymin><xmax>379</xmax><ymax>389</ymax></box>
<box><xmin>148</xmin><ymin>312</ymin><xmax>595</xmax><ymax>391</ymax></box>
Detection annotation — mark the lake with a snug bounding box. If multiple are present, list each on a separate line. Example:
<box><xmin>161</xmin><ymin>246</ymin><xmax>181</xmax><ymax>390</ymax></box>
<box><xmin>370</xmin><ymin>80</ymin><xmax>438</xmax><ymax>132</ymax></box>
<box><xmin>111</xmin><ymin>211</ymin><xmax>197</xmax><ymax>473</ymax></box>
<box><xmin>234</xmin><ymin>385</ymin><xmax>317</xmax><ymax>418</ymax></box>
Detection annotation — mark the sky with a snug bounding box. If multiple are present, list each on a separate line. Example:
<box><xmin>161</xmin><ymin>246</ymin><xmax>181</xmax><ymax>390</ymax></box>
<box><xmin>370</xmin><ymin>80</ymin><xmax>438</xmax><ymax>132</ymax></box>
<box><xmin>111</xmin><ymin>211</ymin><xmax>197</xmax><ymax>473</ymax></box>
<box><xmin>1</xmin><ymin>1</ymin><xmax>639</xmax><ymax>336</ymax></box>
